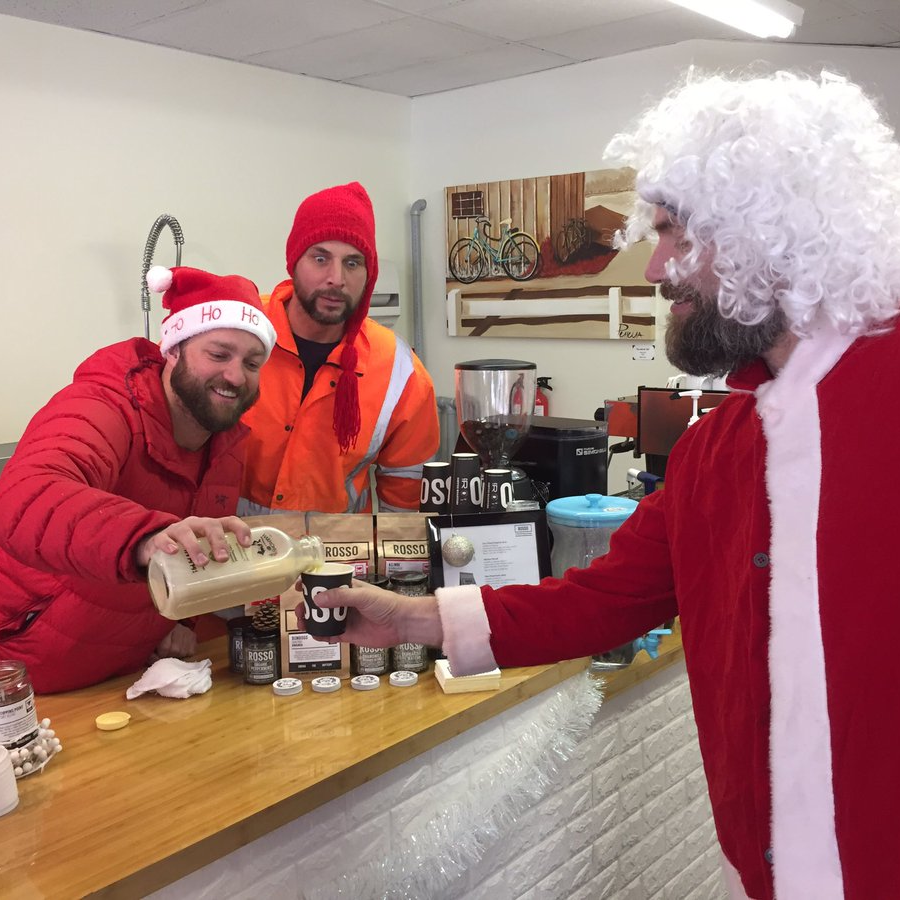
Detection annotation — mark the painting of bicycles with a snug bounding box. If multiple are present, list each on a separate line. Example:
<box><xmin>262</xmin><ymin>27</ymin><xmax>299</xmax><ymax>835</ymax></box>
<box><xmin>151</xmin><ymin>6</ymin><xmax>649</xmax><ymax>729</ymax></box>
<box><xmin>444</xmin><ymin>167</ymin><xmax>659</xmax><ymax>341</ymax></box>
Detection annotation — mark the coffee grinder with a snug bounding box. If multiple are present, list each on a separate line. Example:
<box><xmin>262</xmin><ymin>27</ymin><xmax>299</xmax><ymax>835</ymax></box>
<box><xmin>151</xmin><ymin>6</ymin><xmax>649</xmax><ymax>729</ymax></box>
<box><xmin>454</xmin><ymin>359</ymin><xmax>537</xmax><ymax>499</ymax></box>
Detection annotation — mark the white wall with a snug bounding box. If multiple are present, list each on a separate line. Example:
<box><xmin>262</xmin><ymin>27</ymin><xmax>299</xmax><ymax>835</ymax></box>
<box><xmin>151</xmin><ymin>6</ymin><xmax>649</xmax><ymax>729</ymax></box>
<box><xmin>0</xmin><ymin>14</ymin><xmax>411</xmax><ymax>440</ymax></box>
<box><xmin>5</xmin><ymin>15</ymin><xmax>900</xmax><ymax>487</ymax></box>
<box><xmin>409</xmin><ymin>40</ymin><xmax>900</xmax><ymax>488</ymax></box>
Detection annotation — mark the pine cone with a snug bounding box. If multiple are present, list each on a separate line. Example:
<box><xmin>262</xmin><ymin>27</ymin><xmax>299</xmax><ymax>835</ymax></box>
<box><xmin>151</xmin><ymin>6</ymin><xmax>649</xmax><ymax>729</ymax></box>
<box><xmin>252</xmin><ymin>600</ymin><xmax>280</xmax><ymax>633</ymax></box>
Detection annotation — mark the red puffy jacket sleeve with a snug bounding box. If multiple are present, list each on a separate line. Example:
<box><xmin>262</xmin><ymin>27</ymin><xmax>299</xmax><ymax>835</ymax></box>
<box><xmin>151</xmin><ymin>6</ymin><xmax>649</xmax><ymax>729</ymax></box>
<box><xmin>0</xmin><ymin>384</ymin><xmax>178</xmax><ymax>585</ymax></box>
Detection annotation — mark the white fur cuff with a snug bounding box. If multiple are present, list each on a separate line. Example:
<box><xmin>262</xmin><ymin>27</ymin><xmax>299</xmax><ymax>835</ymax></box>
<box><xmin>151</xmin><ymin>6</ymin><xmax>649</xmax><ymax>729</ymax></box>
<box><xmin>436</xmin><ymin>585</ymin><xmax>498</xmax><ymax>676</ymax></box>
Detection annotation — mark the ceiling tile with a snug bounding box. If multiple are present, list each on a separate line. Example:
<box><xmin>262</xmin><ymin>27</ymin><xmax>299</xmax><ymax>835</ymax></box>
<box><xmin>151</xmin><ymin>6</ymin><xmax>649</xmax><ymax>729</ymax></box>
<box><xmin>0</xmin><ymin>0</ymin><xmax>896</xmax><ymax>99</ymax></box>
<box><xmin>867</xmin><ymin>9</ymin><xmax>900</xmax><ymax>31</ymax></box>
<box><xmin>424</xmin><ymin>0</ymin><xmax>670</xmax><ymax>42</ymax></box>
<box><xmin>527</xmin><ymin>9</ymin><xmax>735</xmax><ymax>61</ymax></box>
<box><xmin>125</xmin><ymin>0</ymin><xmax>406</xmax><ymax>59</ymax></box>
<box><xmin>0</xmin><ymin>0</ymin><xmax>203</xmax><ymax>31</ymax></box>
<box><xmin>369</xmin><ymin>0</ymin><xmax>469</xmax><ymax>11</ymax></box>
<box><xmin>348</xmin><ymin>41</ymin><xmax>572</xmax><ymax>95</ymax></box>
<box><xmin>249</xmin><ymin>16</ymin><xmax>501</xmax><ymax>80</ymax></box>
<box><xmin>835</xmin><ymin>0</ymin><xmax>900</xmax><ymax>12</ymax></box>
<box><xmin>791</xmin><ymin>11</ymin><xmax>900</xmax><ymax>43</ymax></box>
<box><xmin>796</xmin><ymin>0</ymin><xmax>866</xmax><ymax>22</ymax></box>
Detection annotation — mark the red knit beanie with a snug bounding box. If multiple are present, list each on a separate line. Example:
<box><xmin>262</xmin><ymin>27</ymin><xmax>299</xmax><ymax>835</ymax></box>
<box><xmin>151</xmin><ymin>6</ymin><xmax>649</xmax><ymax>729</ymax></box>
<box><xmin>285</xmin><ymin>182</ymin><xmax>378</xmax><ymax>453</ymax></box>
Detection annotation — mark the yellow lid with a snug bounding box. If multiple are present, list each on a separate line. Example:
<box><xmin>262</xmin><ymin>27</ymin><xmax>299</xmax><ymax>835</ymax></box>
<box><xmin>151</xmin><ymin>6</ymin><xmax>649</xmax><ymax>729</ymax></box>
<box><xmin>95</xmin><ymin>711</ymin><xmax>131</xmax><ymax>731</ymax></box>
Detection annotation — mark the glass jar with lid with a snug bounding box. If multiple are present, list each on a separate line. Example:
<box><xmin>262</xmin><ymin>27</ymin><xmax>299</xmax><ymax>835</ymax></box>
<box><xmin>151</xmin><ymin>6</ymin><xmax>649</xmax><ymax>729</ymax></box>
<box><xmin>351</xmin><ymin>573</ymin><xmax>391</xmax><ymax>675</ymax></box>
<box><xmin>0</xmin><ymin>661</ymin><xmax>39</xmax><ymax>751</ymax></box>
<box><xmin>389</xmin><ymin>572</ymin><xmax>429</xmax><ymax>673</ymax></box>
<box><xmin>545</xmin><ymin>494</ymin><xmax>639</xmax><ymax>670</ymax></box>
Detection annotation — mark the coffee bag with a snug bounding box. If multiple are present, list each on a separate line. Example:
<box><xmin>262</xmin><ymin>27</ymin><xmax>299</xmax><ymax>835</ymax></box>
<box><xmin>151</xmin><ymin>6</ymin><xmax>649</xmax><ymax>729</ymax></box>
<box><xmin>375</xmin><ymin>513</ymin><xmax>432</xmax><ymax>579</ymax></box>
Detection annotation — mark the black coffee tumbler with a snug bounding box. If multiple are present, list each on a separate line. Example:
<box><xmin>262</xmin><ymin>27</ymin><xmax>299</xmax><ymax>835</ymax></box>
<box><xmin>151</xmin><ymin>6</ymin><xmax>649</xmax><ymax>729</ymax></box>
<box><xmin>450</xmin><ymin>453</ymin><xmax>482</xmax><ymax>513</ymax></box>
<box><xmin>482</xmin><ymin>468</ymin><xmax>514</xmax><ymax>511</ymax></box>
<box><xmin>419</xmin><ymin>461</ymin><xmax>451</xmax><ymax>513</ymax></box>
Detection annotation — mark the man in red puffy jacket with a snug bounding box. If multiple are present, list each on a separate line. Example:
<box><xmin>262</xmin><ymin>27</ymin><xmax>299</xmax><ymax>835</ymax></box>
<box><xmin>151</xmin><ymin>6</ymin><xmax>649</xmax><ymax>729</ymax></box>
<box><xmin>0</xmin><ymin>266</ymin><xmax>276</xmax><ymax>692</ymax></box>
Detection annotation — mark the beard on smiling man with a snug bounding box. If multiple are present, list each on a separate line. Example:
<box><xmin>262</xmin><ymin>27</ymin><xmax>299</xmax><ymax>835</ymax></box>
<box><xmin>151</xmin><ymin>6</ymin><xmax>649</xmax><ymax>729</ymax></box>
<box><xmin>169</xmin><ymin>350</ymin><xmax>259</xmax><ymax>433</ymax></box>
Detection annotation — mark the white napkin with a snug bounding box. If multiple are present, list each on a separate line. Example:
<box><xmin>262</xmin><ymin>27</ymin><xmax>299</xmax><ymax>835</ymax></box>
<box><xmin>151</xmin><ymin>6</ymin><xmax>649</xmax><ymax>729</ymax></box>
<box><xmin>126</xmin><ymin>658</ymin><xmax>213</xmax><ymax>700</ymax></box>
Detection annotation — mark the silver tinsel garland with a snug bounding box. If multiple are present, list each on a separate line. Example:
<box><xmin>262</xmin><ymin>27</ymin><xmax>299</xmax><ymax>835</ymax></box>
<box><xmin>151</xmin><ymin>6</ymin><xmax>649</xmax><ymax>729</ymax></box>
<box><xmin>302</xmin><ymin>672</ymin><xmax>604</xmax><ymax>900</ymax></box>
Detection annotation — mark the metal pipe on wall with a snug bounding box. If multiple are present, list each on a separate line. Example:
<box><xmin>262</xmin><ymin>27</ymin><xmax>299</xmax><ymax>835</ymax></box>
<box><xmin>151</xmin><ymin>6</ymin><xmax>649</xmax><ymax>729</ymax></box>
<box><xmin>409</xmin><ymin>199</ymin><xmax>427</xmax><ymax>363</ymax></box>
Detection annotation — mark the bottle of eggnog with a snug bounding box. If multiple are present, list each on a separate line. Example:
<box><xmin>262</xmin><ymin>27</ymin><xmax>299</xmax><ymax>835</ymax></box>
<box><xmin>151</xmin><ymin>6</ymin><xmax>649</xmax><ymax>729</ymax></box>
<box><xmin>148</xmin><ymin>527</ymin><xmax>324</xmax><ymax>619</ymax></box>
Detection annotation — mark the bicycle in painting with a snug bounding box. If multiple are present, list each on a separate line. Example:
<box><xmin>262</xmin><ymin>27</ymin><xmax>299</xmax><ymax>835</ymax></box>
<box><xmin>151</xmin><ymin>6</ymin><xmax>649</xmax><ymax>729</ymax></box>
<box><xmin>553</xmin><ymin>217</ymin><xmax>594</xmax><ymax>265</ymax></box>
<box><xmin>448</xmin><ymin>215</ymin><xmax>540</xmax><ymax>283</ymax></box>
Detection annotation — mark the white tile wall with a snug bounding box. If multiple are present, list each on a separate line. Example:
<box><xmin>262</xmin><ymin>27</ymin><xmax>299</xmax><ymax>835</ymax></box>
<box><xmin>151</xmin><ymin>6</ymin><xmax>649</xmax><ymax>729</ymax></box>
<box><xmin>150</xmin><ymin>660</ymin><xmax>725</xmax><ymax>900</ymax></box>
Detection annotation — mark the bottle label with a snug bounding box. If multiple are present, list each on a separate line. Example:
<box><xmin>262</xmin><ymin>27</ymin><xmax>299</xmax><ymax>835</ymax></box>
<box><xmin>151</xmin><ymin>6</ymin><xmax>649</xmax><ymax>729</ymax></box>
<box><xmin>0</xmin><ymin>689</ymin><xmax>39</xmax><ymax>748</ymax></box>
<box><xmin>287</xmin><ymin>632</ymin><xmax>341</xmax><ymax>672</ymax></box>
<box><xmin>185</xmin><ymin>532</ymin><xmax>278</xmax><ymax>576</ymax></box>
<box><xmin>352</xmin><ymin>646</ymin><xmax>390</xmax><ymax>675</ymax></box>
<box><xmin>244</xmin><ymin>643</ymin><xmax>278</xmax><ymax>684</ymax></box>
<box><xmin>392</xmin><ymin>643</ymin><xmax>428</xmax><ymax>672</ymax></box>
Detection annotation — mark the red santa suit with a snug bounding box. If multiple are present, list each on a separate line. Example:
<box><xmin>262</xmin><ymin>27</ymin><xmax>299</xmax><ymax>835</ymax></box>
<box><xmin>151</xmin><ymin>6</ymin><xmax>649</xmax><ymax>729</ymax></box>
<box><xmin>437</xmin><ymin>323</ymin><xmax>898</xmax><ymax>899</ymax></box>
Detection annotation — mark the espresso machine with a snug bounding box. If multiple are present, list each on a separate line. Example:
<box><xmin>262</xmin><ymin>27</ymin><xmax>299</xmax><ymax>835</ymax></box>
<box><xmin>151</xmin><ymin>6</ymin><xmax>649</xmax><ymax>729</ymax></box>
<box><xmin>453</xmin><ymin>360</ymin><xmax>608</xmax><ymax>504</ymax></box>
<box><xmin>513</xmin><ymin>416</ymin><xmax>608</xmax><ymax>502</ymax></box>
<box><xmin>454</xmin><ymin>359</ymin><xmax>537</xmax><ymax>498</ymax></box>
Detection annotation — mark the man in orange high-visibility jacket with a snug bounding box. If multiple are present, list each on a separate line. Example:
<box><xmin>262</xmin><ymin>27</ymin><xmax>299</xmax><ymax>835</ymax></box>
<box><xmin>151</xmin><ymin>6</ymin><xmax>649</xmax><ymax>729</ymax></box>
<box><xmin>240</xmin><ymin>182</ymin><xmax>438</xmax><ymax>515</ymax></box>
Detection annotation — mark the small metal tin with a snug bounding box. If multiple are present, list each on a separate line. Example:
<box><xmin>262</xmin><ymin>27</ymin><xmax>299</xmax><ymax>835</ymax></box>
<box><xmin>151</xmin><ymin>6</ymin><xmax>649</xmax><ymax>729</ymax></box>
<box><xmin>272</xmin><ymin>678</ymin><xmax>303</xmax><ymax>696</ymax></box>
<box><xmin>389</xmin><ymin>670</ymin><xmax>418</xmax><ymax>687</ymax></box>
<box><xmin>350</xmin><ymin>674</ymin><xmax>381</xmax><ymax>691</ymax></box>
<box><xmin>311</xmin><ymin>676</ymin><xmax>342</xmax><ymax>693</ymax></box>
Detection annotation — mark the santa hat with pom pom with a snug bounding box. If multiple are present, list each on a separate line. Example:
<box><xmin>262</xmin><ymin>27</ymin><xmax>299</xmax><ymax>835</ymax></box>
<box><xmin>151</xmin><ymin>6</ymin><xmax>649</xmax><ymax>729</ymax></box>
<box><xmin>285</xmin><ymin>182</ymin><xmax>378</xmax><ymax>453</ymax></box>
<box><xmin>148</xmin><ymin>265</ymin><xmax>276</xmax><ymax>360</ymax></box>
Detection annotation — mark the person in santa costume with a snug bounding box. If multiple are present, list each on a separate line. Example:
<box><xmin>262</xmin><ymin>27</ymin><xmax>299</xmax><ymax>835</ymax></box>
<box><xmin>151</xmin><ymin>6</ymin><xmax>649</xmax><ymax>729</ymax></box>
<box><xmin>315</xmin><ymin>71</ymin><xmax>900</xmax><ymax>899</ymax></box>
<box><xmin>0</xmin><ymin>266</ymin><xmax>276</xmax><ymax>692</ymax></box>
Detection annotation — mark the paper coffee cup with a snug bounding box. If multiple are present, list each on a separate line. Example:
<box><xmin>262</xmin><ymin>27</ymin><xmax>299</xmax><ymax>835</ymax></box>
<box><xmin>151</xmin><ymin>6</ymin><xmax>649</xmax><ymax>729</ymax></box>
<box><xmin>450</xmin><ymin>453</ymin><xmax>482</xmax><ymax>514</ymax></box>
<box><xmin>482</xmin><ymin>468</ymin><xmax>514</xmax><ymax>511</ymax></box>
<box><xmin>300</xmin><ymin>563</ymin><xmax>354</xmax><ymax>637</ymax></box>
<box><xmin>419</xmin><ymin>461</ymin><xmax>451</xmax><ymax>513</ymax></box>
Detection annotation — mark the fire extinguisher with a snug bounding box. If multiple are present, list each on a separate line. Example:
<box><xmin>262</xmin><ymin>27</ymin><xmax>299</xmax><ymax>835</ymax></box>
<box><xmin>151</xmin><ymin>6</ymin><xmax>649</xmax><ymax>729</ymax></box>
<box><xmin>535</xmin><ymin>376</ymin><xmax>552</xmax><ymax>416</ymax></box>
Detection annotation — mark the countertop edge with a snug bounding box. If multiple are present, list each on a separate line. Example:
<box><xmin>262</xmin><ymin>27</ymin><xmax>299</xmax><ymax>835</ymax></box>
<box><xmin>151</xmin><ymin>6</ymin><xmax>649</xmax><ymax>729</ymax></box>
<box><xmin>76</xmin><ymin>630</ymin><xmax>684</xmax><ymax>899</ymax></box>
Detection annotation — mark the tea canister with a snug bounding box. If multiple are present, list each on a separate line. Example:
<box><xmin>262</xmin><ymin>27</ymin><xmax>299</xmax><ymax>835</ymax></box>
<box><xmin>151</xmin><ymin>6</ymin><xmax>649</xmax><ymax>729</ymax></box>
<box><xmin>243</xmin><ymin>625</ymin><xmax>280</xmax><ymax>685</ymax></box>
<box><xmin>350</xmin><ymin>573</ymin><xmax>392</xmax><ymax>675</ymax></box>
<box><xmin>389</xmin><ymin>572</ymin><xmax>429</xmax><ymax>673</ymax></box>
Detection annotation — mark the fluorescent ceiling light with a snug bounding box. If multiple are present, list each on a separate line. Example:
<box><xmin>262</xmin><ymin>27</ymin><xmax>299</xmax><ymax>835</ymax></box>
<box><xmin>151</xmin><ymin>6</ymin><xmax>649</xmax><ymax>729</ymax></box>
<box><xmin>668</xmin><ymin>0</ymin><xmax>804</xmax><ymax>39</ymax></box>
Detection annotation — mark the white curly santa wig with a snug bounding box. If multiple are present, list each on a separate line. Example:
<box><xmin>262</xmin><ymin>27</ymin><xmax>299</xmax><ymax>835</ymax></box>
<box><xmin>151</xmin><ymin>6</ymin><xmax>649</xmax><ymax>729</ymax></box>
<box><xmin>607</xmin><ymin>69</ymin><xmax>900</xmax><ymax>338</ymax></box>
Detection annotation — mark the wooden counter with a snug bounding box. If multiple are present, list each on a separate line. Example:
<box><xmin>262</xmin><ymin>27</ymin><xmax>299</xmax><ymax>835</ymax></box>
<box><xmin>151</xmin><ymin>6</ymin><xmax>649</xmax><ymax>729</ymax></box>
<box><xmin>0</xmin><ymin>630</ymin><xmax>683</xmax><ymax>899</ymax></box>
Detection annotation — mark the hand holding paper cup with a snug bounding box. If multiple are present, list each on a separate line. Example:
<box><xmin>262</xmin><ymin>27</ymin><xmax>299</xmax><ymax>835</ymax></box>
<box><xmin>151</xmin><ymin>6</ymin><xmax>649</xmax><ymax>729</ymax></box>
<box><xmin>300</xmin><ymin>563</ymin><xmax>354</xmax><ymax>637</ymax></box>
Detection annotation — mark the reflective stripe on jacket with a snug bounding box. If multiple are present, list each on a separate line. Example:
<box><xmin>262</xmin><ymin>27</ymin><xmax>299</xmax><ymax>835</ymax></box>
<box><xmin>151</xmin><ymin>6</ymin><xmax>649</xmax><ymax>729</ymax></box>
<box><xmin>240</xmin><ymin>281</ymin><xmax>439</xmax><ymax>514</ymax></box>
